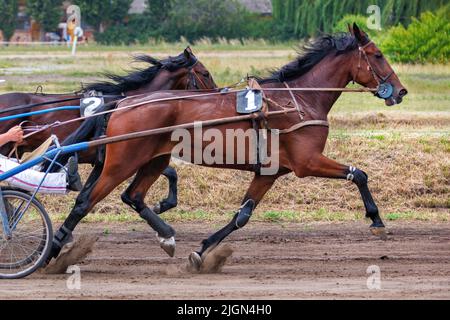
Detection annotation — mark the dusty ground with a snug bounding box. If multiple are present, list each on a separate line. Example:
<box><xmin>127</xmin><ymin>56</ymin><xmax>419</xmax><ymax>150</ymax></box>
<box><xmin>1</xmin><ymin>221</ymin><xmax>449</xmax><ymax>300</ymax></box>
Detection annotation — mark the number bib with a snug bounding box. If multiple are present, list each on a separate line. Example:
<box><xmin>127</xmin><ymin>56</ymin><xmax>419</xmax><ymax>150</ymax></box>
<box><xmin>80</xmin><ymin>97</ymin><xmax>104</xmax><ymax>117</ymax></box>
<box><xmin>236</xmin><ymin>89</ymin><xmax>263</xmax><ymax>114</ymax></box>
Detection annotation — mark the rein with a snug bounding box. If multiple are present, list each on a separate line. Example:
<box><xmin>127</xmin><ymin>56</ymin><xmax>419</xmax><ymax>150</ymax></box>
<box><xmin>0</xmin><ymin>94</ymin><xmax>125</xmax><ymax>116</ymax></box>
<box><xmin>186</xmin><ymin>59</ymin><xmax>204</xmax><ymax>90</ymax></box>
<box><xmin>0</xmin><ymin>97</ymin><xmax>81</xmax><ymax>115</ymax></box>
<box><xmin>20</xmin><ymin>85</ymin><xmax>377</xmax><ymax>140</ymax></box>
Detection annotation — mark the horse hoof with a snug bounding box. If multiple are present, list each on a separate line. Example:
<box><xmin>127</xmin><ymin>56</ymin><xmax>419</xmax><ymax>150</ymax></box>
<box><xmin>158</xmin><ymin>235</ymin><xmax>176</xmax><ymax>257</ymax></box>
<box><xmin>188</xmin><ymin>252</ymin><xmax>202</xmax><ymax>272</ymax></box>
<box><xmin>370</xmin><ymin>227</ymin><xmax>388</xmax><ymax>241</ymax></box>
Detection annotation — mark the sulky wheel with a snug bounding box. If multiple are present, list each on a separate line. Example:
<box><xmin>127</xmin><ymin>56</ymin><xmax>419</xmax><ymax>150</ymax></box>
<box><xmin>0</xmin><ymin>189</ymin><xmax>53</xmax><ymax>279</ymax></box>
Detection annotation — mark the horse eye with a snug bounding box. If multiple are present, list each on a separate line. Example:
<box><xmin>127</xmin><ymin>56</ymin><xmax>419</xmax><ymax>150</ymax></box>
<box><xmin>375</xmin><ymin>52</ymin><xmax>383</xmax><ymax>59</ymax></box>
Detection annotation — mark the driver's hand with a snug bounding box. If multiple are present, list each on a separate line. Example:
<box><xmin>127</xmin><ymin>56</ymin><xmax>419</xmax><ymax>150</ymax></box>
<box><xmin>6</xmin><ymin>126</ymin><xmax>24</xmax><ymax>143</ymax></box>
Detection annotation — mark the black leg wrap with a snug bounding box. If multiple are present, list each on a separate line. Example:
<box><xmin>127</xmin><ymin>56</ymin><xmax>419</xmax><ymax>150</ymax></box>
<box><xmin>162</xmin><ymin>166</ymin><xmax>178</xmax><ymax>182</ymax></box>
<box><xmin>48</xmin><ymin>225</ymin><xmax>73</xmax><ymax>261</ymax></box>
<box><xmin>370</xmin><ymin>216</ymin><xmax>385</xmax><ymax>228</ymax></box>
<box><xmin>235</xmin><ymin>199</ymin><xmax>256</xmax><ymax>229</ymax></box>
<box><xmin>347</xmin><ymin>166</ymin><xmax>384</xmax><ymax>226</ymax></box>
<box><xmin>157</xmin><ymin>200</ymin><xmax>177</xmax><ymax>215</ymax></box>
<box><xmin>198</xmin><ymin>199</ymin><xmax>256</xmax><ymax>256</ymax></box>
<box><xmin>140</xmin><ymin>207</ymin><xmax>176</xmax><ymax>239</ymax></box>
<box><xmin>157</xmin><ymin>166</ymin><xmax>178</xmax><ymax>215</ymax></box>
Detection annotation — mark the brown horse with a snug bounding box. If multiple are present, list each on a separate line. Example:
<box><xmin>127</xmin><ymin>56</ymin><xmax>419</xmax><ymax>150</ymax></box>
<box><xmin>48</xmin><ymin>24</ymin><xmax>408</xmax><ymax>268</ymax></box>
<box><xmin>0</xmin><ymin>47</ymin><xmax>214</xmax><ymax>160</ymax></box>
<box><xmin>1</xmin><ymin>48</ymin><xmax>217</xmax><ymax>214</ymax></box>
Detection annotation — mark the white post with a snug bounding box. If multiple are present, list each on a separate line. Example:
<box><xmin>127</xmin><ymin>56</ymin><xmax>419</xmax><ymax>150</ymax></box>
<box><xmin>71</xmin><ymin>36</ymin><xmax>78</xmax><ymax>56</ymax></box>
<box><xmin>71</xmin><ymin>27</ymin><xmax>83</xmax><ymax>56</ymax></box>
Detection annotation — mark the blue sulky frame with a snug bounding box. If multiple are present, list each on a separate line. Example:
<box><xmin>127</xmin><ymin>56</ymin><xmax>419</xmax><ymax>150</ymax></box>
<box><xmin>0</xmin><ymin>106</ymin><xmax>80</xmax><ymax>122</ymax></box>
<box><xmin>0</xmin><ymin>139</ymin><xmax>89</xmax><ymax>238</ymax></box>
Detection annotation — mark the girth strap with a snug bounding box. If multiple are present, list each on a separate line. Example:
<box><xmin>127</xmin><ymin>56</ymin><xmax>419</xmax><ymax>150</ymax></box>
<box><xmin>272</xmin><ymin>120</ymin><xmax>329</xmax><ymax>135</ymax></box>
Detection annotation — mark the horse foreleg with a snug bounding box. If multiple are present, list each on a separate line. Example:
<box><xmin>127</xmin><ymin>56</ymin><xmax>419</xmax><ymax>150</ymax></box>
<box><xmin>300</xmin><ymin>153</ymin><xmax>386</xmax><ymax>239</ymax></box>
<box><xmin>189</xmin><ymin>173</ymin><xmax>281</xmax><ymax>271</ymax></box>
<box><xmin>47</xmin><ymin>153</ymin><xmax>146</xmax><ymax>262</ymax></box>
<box><xmin>121</xmin><ymin>155</ymin><xmax>177</xmax><ymax>257</ymax></box>
<box><xmin>152</xmin><ymin>166</ymin><xmax>178</xmax><ymax>215</ymax></box>
<box><xmin>47</xmin><ymin>162</ymin><xmax>104</xmax><ymax>262</ymax></box>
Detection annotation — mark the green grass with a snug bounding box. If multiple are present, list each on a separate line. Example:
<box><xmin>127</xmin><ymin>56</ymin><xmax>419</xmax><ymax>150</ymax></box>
<box><xmin>0</xmin><ymin>41</ymin><xmax>294</xmax><ymax>53</ymax></box>
<box><xmin>45</xmin><ymin>208</ymin><xmax>449</xmax><ymax>224</ymax></box>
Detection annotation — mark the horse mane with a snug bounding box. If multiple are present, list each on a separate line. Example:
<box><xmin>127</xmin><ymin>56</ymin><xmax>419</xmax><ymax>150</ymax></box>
<box><xmin>259</xmin><ymin>33</ymin><xmax>358</xmax><ymax>83</ymax></box>
<box><xmin>82</xmin><ymin>52</ymin><xmax>197</xmax><ymax>94</ymax></box>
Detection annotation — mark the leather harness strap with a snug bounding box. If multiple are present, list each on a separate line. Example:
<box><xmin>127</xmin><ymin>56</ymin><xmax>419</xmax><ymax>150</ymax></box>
<box><xmin>354</xmin><ymin>41</ymin><xmax>394</xmax><ymax>87</ymax></box>
<box><xmin>272</xmin><ymin>119</ymin><xmax>329</xmax><ymax>135</ymax></box>
<box><xmin>284</xmin><ymin>82</ymin><xmax>304</xmax><ymax>120</ymax></box>
<box><xmin>260</xmin><ymin>80</ymin><xmax>329</xmax><ymax>135</ymax></box>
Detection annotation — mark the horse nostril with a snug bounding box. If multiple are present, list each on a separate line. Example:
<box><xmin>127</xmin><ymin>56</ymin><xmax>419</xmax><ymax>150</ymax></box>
<box><xmin>399</xmin><ymin>89</ymin><xmax>408</xmax><ymax>97</ymax></box>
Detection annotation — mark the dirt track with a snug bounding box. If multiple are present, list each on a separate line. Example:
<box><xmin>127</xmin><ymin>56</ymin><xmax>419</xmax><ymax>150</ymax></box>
<box><xmin>1</xmin><ymin>221</ymin><xmax>449</xmax><ymax>300</ymax></box>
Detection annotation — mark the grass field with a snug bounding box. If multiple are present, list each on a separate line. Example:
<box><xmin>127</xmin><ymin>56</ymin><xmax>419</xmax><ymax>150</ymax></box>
<box><xmin>0</xmin><ymin>44</ymin><xmax>449</xmax><ymax>223</ymax></box>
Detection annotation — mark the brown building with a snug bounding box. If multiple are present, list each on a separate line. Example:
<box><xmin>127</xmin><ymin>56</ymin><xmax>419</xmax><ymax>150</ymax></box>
<box><xmin>7</xmin><ymin>0</ymin><xmax>34</xmax><ymax>43</ymax></box>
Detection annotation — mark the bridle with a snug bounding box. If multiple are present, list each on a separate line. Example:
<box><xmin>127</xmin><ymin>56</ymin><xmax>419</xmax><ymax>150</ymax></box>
<box><xmin>354</xmin><ymin>41</ymin><xmax>395</xmax><ymax>100</ymax></box>
<box><xmin>186</xmin><ymin>58</ymin><xmax>209</xmax><ymax>90</ymax></box>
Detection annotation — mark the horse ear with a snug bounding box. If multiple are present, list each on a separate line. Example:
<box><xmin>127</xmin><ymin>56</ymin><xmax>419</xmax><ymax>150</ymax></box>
<box><xmin>184</xmin><ymin>47</ymin><xmax>193</xmax><ymax>59</ymax></box>
<box><xmin>348</xmin><ymin>23</ymin><xmax>354</xmax><ymax>35</ymax></box>
<box><xmin>353</xmin><ymin>22</ymin><xmax>367</xmax><ymax>43</ymax></box>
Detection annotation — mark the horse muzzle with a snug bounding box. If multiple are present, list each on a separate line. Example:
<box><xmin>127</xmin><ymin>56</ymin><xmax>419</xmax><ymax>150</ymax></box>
<box><xmin>377</xmin><ymin>83</ymin><xmax>408</xmax><ymax>106</ymax></box>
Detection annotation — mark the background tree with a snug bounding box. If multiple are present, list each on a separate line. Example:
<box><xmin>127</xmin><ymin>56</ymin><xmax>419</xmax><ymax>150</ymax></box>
<box><xmin>144</xmin><ymin>0</ymin><xmax>173</xmax><ymax>26</ymax></box>
<box><xmin>76</xmin><ymin>0</ymin><xmax>133</xmax><ymax>32</ymax></box>
<box><xmin>272</xmin><ymin>0</ymin><xmax>448</xmax><ymax>38</ymax></box>
<box><xmin>129</xmin><ymin>0</ymin><xmax>173</xmax><ymax>40</ymax></box>
<box><xmin>381</xmin><ymin>6</ymin><xmax>450</xmax><ymax>64</ymax></box>
<box><xmin>26</xmin><ymin>0</ymin><xmax>63</xmax><ymax>34</ymax></box>
<box><xmin>0</xmin><ymin>0</ymin><xmax>19</xmax><ymax>41</ymax></box>
<box><xmin>162</xmin><ymin>0</ymin><xmax>250</xmax><ymax>41</ymax></box>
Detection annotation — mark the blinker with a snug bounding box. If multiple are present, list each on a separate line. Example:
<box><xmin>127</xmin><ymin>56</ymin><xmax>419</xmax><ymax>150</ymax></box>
<box><xmin>376</xmin><ymin>83</ymin><xmax>394</xmax><ymax>100</ymax></box>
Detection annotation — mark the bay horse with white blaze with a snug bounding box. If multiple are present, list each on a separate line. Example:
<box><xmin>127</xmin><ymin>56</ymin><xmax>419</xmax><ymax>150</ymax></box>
<box><xmin>48</xmin><ymin>24</ymin><xmax>407</xmax><ymax>269</ymax></box>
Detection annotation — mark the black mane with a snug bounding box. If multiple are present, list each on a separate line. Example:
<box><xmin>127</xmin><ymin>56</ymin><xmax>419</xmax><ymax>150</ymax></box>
<box><xmin>82</xmin><ymin>52</ymin><xmax>197</xmax><ymax>94</ymax></box>
<box><xmin>260</xmin><ymin>33</ymin><xmax>358</xmax><ymax>83</ymax></box>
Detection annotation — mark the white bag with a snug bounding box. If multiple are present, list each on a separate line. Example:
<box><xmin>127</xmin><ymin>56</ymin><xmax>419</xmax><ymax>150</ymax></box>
<box><xmin>0</xmin><ymin>155</ymin><xmax>68</xmax><ymax>195</ymax></box>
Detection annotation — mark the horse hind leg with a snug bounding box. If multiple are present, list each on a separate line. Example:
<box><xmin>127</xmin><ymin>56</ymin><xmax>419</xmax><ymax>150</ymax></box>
<box><xmin>152</xmin><ymin>165</ymin><xmax>178</xmax><ymax>215</ymax></box>
<box><xmin>189</xmin><ymin>174</ymin><xmax>281</xmax><ymax>271</ymax></box>
<box><xmin>121</xmin><ymin>155</ymin><xmax>177</xmax><ymax>257</ymax></box>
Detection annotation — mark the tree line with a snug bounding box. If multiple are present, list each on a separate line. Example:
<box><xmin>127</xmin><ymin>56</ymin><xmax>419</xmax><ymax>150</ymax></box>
<box><xmin>272</xmin><ymin>0</ymin><xmax>447</xmax><ymax>38</ymax></box>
